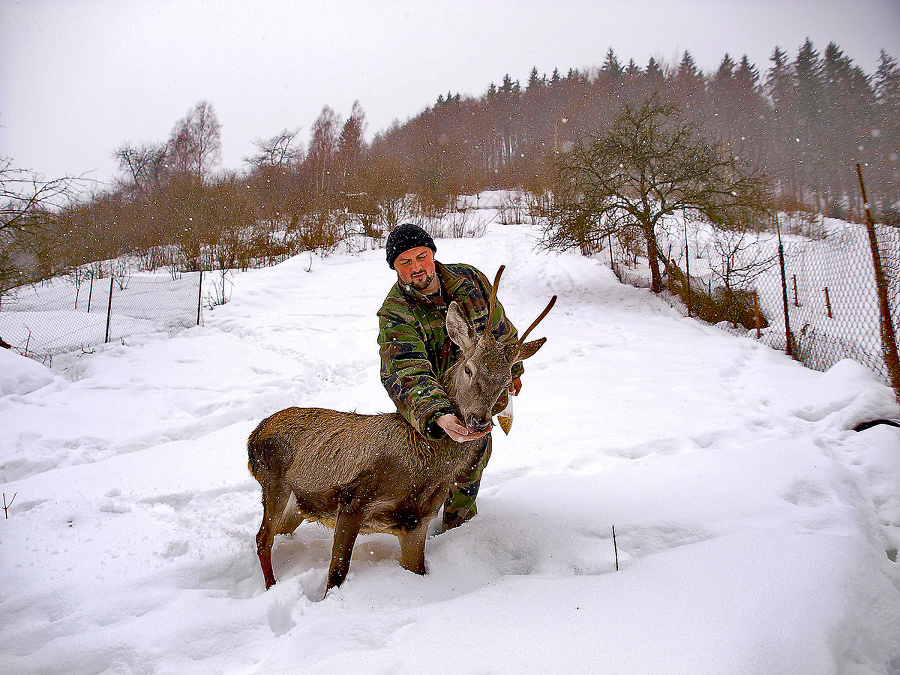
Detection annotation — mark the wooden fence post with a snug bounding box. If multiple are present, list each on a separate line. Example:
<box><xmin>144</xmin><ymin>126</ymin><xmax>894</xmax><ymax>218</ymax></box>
<box><xmin>824</xmin><ymin>287</ymin><xmax>832</xmax><ymax>318</ymax></box>
<box><xmin>857</xmin><ymin>163</ymin><xmax>900</xmax><ymax>399</ymax></box>
<box><xmin>753</xmin><ymin>291</ymin><xmax>761</xmax><ymax>338</ymax></box>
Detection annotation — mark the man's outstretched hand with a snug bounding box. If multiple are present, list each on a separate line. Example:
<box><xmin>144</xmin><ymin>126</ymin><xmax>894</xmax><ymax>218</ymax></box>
<box><xmin>436</xmin><ymin>414</ymin><xmax>491</xmax><ymax>443</ymax></box>
<box><xmin>436</xmin><ymin>378</ymin><xmax>523</xmax><ymax>441</ymax></box>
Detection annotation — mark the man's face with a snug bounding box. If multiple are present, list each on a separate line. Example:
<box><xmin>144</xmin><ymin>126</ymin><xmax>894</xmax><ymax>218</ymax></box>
<box><xmin>395</xmin><ymin>246</ymin><xmax>438</xmax><ymax>293</ymax></box>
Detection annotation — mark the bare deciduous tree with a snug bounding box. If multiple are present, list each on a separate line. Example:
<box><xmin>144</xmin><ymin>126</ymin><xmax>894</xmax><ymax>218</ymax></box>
<box><xmin>707</xmin><ymin>229</ymin><xmax>776</xmax><ymax>292</ymax></box>
<box><xmin>1</xmin><ymin>158</ymin><xmax>78</xmax><ymax>291</ymax></box>
<box><xmin>543</xmin><ymin>96</ymin><xmax>771</xmax><ymax>293</ymax></box>
<box><xmin>113</xmin><ymin>142</ymin><xmax>170</xmax><ymax>198</ymax></box>
<box><xmin>167</xmin><ymin>100</ymin><xmax>222</xmax><ymax>183</ymax></box>
<box><xmin>246</xmin><ymin>129</ymin><xmax>304</xmax><ymax>169</ymax></box>
<box><xmin>306</xmin><ymin>105</ymin><xmax>342</xmax><ymax>197</ymax></box>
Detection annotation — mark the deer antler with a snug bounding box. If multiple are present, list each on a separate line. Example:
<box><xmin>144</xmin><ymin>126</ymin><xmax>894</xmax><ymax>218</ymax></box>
<box><xmin>517</xmin><ymin>295</ymin><xmax>557</xmax><ymax>346</ymax></box>
<box><xmin>488</xmin><ymin>265</ymin><xmax>505</xmax><ymax>325</ymax></box>
<box><xmin>490</xmin><ymin>265</ymin><xmax>556</xmax><ymax>345</ymax></box>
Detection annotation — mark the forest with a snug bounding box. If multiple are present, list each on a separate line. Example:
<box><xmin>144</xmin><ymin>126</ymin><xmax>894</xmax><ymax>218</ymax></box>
<box><xmin>1</xmin><ymin>39</ymin><xmax>899</xmax><ymax>292</ymax></box>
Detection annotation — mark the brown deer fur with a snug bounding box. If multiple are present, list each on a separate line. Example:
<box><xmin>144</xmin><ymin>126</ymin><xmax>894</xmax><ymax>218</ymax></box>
<box><xmin>248</xmin><ymin>267</ymin><xmax>555</xmax><ymax>593</ymax></box>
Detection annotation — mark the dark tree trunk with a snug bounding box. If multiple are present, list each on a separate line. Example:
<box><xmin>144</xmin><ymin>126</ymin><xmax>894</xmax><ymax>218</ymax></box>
<box><xmin>645</xmin><ymin>225</ymin><xmax>663</xmax><ymax>293</ymax></box>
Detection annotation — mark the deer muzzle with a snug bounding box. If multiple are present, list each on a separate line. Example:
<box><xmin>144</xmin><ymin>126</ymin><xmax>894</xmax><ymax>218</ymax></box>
<box><xmin>466</xmin><ymin>415</ymin><xmax>493</xmax><ymax>433</ymax></box>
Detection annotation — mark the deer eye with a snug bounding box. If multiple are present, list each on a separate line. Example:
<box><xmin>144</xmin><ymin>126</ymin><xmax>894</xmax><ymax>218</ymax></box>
<box><xmin>464</xmin><ymin>366</ymin><xmax>473</xmax><ymax>377</ymax></box>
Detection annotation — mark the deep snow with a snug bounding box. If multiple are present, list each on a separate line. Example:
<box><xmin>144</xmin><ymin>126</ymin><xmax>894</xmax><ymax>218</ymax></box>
<box><xmin>2</xmin><ymin>217</ymin><xmax>900</xmax><ymax>674</ymax></box>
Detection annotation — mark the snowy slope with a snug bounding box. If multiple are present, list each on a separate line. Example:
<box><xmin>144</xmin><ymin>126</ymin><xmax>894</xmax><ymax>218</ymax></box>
<box><xmin>1</xmin><ymin>219</ymin><xmax>899</xmax><ymax>674</ymax></box>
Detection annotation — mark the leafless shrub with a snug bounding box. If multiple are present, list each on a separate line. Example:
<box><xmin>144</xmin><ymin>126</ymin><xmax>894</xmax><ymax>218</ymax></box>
<box><xmin>496</xmin><ymin>192</ymin><xmax>528</xmax><ymax>225</ymax></box>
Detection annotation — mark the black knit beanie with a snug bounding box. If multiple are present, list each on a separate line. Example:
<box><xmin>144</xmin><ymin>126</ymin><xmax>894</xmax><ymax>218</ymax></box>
<box><xmin>386</xmin><ymin>223</ymin><xmax>436</xmax><ymax>269</ymax></box>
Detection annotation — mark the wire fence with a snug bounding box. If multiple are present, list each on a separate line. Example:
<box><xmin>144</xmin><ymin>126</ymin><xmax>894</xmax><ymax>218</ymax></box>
<box><xmin>757</xmin><ymin>225</ymin><xmax>893</xmax><ymax>381</ymax></box>
<box><xmin>0</xmin><ymin>270</ymin><xmax>214</xmax><ymax>365</ymax></box>
<box><xmin>5</xmin><ymin>206</ymin><xmax>900</xmax><ymax>394</ymax></box>
<box><xmin>616</xmin><ymin>218</ymin><xmax>900</xmax><ymax>392</ymax></box>
<box><xmin>0</xmin><ymin>213</ymin><xmax>492</xmax><ymax>368</ymax></box>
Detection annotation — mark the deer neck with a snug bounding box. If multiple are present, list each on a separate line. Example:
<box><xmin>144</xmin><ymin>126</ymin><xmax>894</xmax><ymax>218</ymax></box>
<box><xmin>438</xmin><ymin>360</ymin><xmax>466</xmax><ymax>421</ymax></box>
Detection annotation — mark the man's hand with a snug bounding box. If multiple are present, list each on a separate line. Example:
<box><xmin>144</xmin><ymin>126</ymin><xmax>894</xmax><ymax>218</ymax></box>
<box><xmin>436</xmin><ymin>414</ymin><xmax>491</xmax><ymax>443</ymax></box>
<box><xmin>435</xmin><ymin>378</ymin><xmax>521</xmax><ymax>442</ymax></box>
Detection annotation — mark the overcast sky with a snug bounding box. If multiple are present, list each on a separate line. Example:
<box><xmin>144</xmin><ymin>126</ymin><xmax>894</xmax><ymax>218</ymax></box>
<box><xmin>2</xmin><ymin>0</ymin><xmax>899</xmax><ymax>187</ymax></box>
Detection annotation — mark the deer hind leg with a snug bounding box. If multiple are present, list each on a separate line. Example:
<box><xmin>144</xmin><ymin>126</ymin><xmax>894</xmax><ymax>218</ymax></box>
<box><xmin>256</xmin><ymin>480</ymin><xmax>295</xmax><ymax>589</ymax></box>
<box><xmin>397</xmin><ymin>522</ymin><xmax>429</xmax><ymax>575</ymax></box>
<box><xmin>326</xmin><ymin>495</ymin><xmax>366</xmax><ymax>593</ymax></box>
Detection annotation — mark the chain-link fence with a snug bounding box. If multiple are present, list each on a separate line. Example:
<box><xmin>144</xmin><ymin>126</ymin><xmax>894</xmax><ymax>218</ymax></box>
<box><xmin>0</xmin><ymin>270</ymin><xmax>212</xmax><ymax>365</ymax></box>
<box><xmin>754</xmin><ymin>225</ymin><xmax>891</xmax><ymax>380</ymax></box>
<box><xmin>615</xmin><ymin>218</ymin><xmax>900</xmax><ymax>392</ymax></box>
<box><xmin>0</xmin><ymin>211</ymin><xmax>492</xmax><ymax>368</ymax></box>
<box><xmin>7</xmin><ymin>210</ymin><xmax>900</xmax><ymax>392</ymax></box>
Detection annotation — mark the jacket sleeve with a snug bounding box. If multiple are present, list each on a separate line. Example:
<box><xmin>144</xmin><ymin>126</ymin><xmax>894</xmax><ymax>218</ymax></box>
<box><xmin>378</xmin><ymin>304</ymin><xmax>455</xmax><ymax>440</ymax></box>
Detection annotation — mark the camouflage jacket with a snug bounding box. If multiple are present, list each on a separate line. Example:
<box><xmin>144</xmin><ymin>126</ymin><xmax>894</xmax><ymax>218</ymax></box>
<box><xmin>378</xmin><ymin>261</ymin><xmax>524</xmax><ymax>440</ymax></box>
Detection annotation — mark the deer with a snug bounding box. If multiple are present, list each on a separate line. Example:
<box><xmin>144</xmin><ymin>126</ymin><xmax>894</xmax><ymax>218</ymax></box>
<box><xmin>247</xmin><ymin>266</ymin><xmax>556</xmax><ymax>594</ymax></box>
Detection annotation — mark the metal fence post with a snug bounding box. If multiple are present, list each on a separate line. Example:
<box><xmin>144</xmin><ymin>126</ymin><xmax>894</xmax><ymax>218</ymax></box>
<box><xmin>684</xmin><ymin>221</ymin><xmax>692</xmax><ymax>317</ymax></box>
<box><xmin>608</xmin><ymin>232</ymin><xmax>614</xmax><ymax>269</ymax></box>
<box><xmin>775</xmin><ymin>214</ymin><xmax>793</xmax><ymax>357</ymax></box>
<box><xmin>104</xmin><ymin>276</ymin><xmax>114</xmax><ymax>343</ymax></box>
<box><xmin>857</xmin><ymin>163</ymin><xmax>900</xmax><ymax>400</ymax></box>
<box><xmin>197</xmin><ymin>269</ymin><xmax>203</xmax><ymax>326</ymax></box>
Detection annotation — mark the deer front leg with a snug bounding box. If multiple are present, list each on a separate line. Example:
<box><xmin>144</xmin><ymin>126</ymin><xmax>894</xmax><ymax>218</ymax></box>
<box><xmin>326</xmin><ymin>496</ymin><xmax>366</xmax><ymax>592</ymax></box>
<box><xmin>397</xmin><ymin>522</ymin><xmax>429</xmax><ymax>575</ymax></box>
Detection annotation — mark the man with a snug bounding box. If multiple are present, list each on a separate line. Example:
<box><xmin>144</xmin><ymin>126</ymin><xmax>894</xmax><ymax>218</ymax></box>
<box><xmin>377</xmin><ymin>223</ymin><xmax>524</xmax><ymax>531</ymax></box>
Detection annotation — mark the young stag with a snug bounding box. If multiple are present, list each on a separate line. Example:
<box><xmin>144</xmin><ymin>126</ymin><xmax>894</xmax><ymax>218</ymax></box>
<box><xmin>248</xmin><ymin>266</ymin><xmax>555</xmax><ymax>593</ymax></box>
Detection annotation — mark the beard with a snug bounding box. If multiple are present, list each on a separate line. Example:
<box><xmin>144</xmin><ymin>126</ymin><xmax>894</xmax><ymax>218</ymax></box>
<box><xmin>406</xmin><ymin>270</ymin><xmax>436</xmax><ymax>291</ymax></box>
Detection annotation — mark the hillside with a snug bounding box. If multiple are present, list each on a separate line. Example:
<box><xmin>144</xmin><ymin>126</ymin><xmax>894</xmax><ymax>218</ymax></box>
<box><xmin>1</xmin><ymin>218</ymin><xmax>899</xmax><ymax>674</ymax></box>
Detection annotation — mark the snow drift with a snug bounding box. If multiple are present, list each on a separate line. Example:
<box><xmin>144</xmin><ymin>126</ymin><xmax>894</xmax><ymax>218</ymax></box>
<box><xmin>1</xmin><ymin>219</ymin><xmax>899</xmax><ymax>674</ymax></box>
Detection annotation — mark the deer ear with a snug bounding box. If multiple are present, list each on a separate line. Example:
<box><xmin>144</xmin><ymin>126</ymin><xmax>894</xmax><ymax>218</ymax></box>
<box><xmin>446</xmin><ymin>301</ymin><xmax>478</xmax><ymax>350</ymax></box>
<box><xmin>507</xmin><ymin>337</ymin><xmax>547</xmax><ymax>363</ymax></box>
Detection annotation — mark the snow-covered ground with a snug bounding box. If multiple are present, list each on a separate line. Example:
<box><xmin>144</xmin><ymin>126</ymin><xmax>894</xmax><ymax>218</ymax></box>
<box><xmin>2</xmin><ymin>219</ymin><xmax>899</xmax><ymax>674</ymax></box>
<box><xmin>0</xmin><ymin>272</ymin><xmax>202</xmax><ymax>361</ymax></box>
